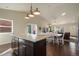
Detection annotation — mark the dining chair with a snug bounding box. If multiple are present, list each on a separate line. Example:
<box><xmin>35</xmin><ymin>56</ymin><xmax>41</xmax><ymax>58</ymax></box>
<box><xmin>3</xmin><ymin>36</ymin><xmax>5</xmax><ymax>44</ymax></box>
<box><xmin>47</xmin><ymin>32</ymin><xmax>55</xmax><ymax>44</ymax></box>
<box><xmin>55</xmin><ymin>35</ymin><xmax>60</xmax><ymax>45</ymax></box>
<box><xmin>59</xmin><ymin>33</ymin><xmax>64</xmax><ymax>45</ymax></box>
<box><xmin>53</xmin><ymin>31</ymin><xmax>60</xmax><ymax>45</ymax></box>
<box><xmin>55</xmin><ymin>33</ymin><xmax>64</xmax><ymax>45</ymax></box>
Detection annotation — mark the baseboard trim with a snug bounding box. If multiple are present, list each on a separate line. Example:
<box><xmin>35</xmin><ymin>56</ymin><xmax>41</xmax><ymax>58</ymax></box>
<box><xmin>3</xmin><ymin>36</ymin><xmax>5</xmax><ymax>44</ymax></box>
<box><xmin>0</xmin><ymin>48</ymin><xmax>12</xmax><ymax>56</ymax></box>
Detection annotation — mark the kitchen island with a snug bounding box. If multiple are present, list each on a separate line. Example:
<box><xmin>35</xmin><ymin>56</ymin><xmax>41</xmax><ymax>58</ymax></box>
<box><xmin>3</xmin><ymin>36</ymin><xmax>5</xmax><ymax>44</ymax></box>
<box><xmin>11</xmin><ymin>35</ymin><xmax>47</xmax><ymax>56</ymax></box>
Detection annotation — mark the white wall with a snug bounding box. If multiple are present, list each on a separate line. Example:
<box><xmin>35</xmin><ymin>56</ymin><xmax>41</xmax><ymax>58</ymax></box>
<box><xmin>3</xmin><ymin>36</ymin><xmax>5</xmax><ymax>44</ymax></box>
<box><xmin>0</xmin><ymin>9</ymin><xmax>27</xmax><ymax>45</ymax></box>
<box><xmin>63</xmin><ymin>23</ymin><xmax>78</xmax><ymax>36</ymax></box>
<box><xmin>54</xmin><ymin>23</ymin><xmax>78</xmax><ymax>37</ymax></box>
<box><xmin>0</xmin><ymin>9</ymin><xmax>49</xmax><ymax>45</ymax></box>
<box><xmin>26</xmin><ymin>15</ymin><xmax>49</xmax><ymax>34</ymax></box>
<box><xmin>0</xmin><ymin>8</ymin><xmax>78</xmax><ymax>45</ymax></box>
<box><xmin>0</xmin><ymin>33</ymin><xmax>12</xmax><ymax>45</ymax></box>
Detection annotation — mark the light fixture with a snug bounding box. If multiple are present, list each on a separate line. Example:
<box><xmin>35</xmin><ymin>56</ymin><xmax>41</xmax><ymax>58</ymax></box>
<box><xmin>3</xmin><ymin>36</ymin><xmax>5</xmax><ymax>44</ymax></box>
<box><xmin>25</xmin><ymin>14</ymin><xmax>29</xmax><ymax>19</ymax></box>
<box><xmin>61</xmin><ymin>12</ymin><xmax>66</xmax><ymax>16</ymax></box>
<box><xmin>33</xmin><ymin>8</ymin><xmax>40</xmax><ymax>15</ymax></box>
<box><xmin>28</xmin><ymin>10</ymin><xmax>34</xmax><ymax>17</ymax></box>
<box><xmin>28</xmin><ymin>4</ymin><xmax>35</xmax><ymax>17</ymax></box>
<box><xmin>25</xmin><ymin>3</ymin><xmax>40</xmax><ymax>19</ymax></box>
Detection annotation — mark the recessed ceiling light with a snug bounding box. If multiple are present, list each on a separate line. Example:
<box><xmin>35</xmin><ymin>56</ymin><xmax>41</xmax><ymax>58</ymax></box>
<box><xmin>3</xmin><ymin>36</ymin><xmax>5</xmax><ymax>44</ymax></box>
<box><xmin>61</xmin><ymin>12</ymin><xmax>66</xmax><ymax>16</ymax></box>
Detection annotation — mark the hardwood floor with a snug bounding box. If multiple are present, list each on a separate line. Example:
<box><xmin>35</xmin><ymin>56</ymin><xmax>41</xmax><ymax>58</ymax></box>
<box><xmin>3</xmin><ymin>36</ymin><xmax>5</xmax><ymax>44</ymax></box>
<box><xmin>0</xmin><ymin>43</ymin><xmax>11</xmax><ymax>53</ymax></box>
<box><xmin>47</xmin><ymin>41</ymin><xmax>79</xmax><ymax>56</ymax></box>
<box><xmin>1</xmin><ymin>41</ymin><xmax>79</xmax><ymax>56</ymax></box>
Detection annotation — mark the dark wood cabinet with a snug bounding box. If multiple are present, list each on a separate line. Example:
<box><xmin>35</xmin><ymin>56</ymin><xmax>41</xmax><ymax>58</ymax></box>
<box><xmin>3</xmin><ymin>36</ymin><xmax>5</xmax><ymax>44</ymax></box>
<box><xmin>34</xmin><ymin>39</ymin><xmax>46</xmax><ymax>56</ymax></box>
<box><xmin>11</xmin><ymin>37</ymin><xmax>46</xmax><ymax>56</ymax></box>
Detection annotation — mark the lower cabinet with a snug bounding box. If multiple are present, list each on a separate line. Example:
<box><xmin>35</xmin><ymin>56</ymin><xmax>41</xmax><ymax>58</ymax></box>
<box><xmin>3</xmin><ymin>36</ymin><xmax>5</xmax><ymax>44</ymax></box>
<box><xmin>12</xmin><ymin>37</ymin><xmax>46</xmax><ymax>56</ymax></box>
<box><xmin>34</xmin><ymin>39</ymin><xmax>46</xmax><ymax>56</ymax></box>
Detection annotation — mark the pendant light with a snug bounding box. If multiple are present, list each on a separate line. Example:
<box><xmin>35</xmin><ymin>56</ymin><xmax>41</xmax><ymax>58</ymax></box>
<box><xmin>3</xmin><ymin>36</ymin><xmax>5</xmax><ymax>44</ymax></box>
<box><xmin>28</xmin><ymin>4</ymin><xmax>34</xmax><ymax>17</ymax></box>
<box><xmin>25</xmin><ymin>14</ymin><xmax>29</xmax><ymax>19</ymax></box>
<box><xmin>33</xmin><ymin>8</ymin><xmax>40</xmax><ymax>15</ymax></box>
<box><xmin>25</xmin><ymin>3</ymin><xmax>40</xmax><ymax>19</ymax></box>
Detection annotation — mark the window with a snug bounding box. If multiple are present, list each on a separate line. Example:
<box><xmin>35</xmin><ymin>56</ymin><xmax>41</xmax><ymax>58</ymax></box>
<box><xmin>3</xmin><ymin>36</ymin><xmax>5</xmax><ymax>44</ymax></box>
<box><xmin>0</xmin><ymin>18</ymin><xmax>13</xmax><ymax>33</ymax></box>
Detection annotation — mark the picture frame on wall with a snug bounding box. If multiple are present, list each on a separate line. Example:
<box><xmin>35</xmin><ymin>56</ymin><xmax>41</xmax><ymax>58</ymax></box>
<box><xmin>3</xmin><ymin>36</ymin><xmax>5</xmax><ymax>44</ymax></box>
<box><xmin>0</xmin><ymin>18</ymin><xmax>13</xmax><ymax>33</ymax></box>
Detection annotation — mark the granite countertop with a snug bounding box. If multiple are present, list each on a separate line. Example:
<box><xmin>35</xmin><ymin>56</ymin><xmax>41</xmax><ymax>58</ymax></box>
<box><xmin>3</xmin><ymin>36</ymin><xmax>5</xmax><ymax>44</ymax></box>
<box><xmin>21</xmin><ymin>35</ymin><xmax>48</xmax><ymax>42</ymax></box>
<box><xmin>12</xmin><ymin>32</ymin><xmax>62</xmax><ymax>42</ymax></box>
<box><xmin>34</xmin><ymin>35</ymin><xmax>48</xmax><ymax>41</ymax></box>
<box><xmin>13</xmin><ymin>32</ymin><xmax>63</xmax><ymax>42</ymax></box>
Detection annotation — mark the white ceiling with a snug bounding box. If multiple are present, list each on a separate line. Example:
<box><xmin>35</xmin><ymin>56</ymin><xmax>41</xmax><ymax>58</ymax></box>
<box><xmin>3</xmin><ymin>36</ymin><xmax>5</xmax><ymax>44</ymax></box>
<box><xmin>0</xmin><ymin>3</ymin><xmax>79</xmax><ymax>24</ymax></box>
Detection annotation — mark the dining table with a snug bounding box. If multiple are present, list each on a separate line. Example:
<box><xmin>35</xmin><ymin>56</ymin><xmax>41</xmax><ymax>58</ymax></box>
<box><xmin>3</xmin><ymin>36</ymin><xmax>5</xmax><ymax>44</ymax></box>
<box><xmin>54</xmin><ymin>34</ymin><xmax>62</xmax><ymax>37</ymax></box>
